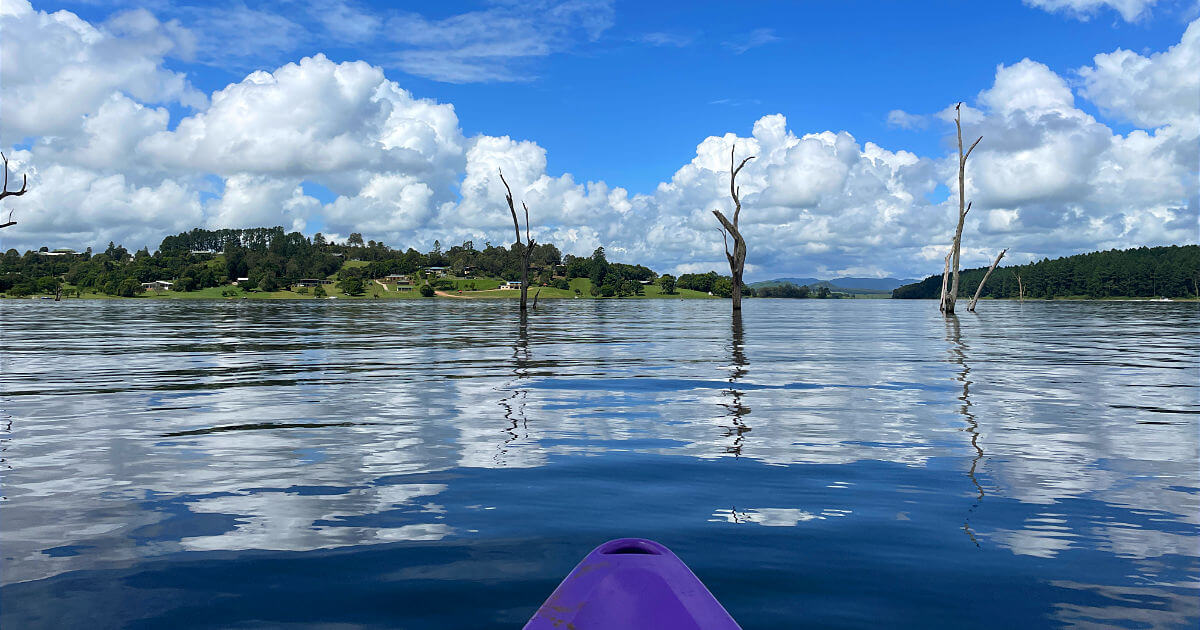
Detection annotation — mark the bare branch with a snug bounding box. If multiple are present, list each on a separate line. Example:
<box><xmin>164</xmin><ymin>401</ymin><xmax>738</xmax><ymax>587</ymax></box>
<box><xmin>964</xmin><ymin>201</ymin><xmax>972</xmax><ymax>217</ymax></box>
<box><xmin>522</xmin><ymin>201</ymin><xmax>531</xmax><ymax>245</ymax></box>
<box><xmin>0</xmin><ymin>153</ymin><xmax>29</xmax><ymax>204</ymax></box>
<box><xmin>728</xmin><ymin>145</ymin><xmax>755</xmax><ymax>227</ymax></box>
<box><xmin>498</xmin><ymin>169</ymin><xmax>521</xmax><ymax>245</ymax></box>
<box><xmin>965</xmin><ymin>136</ymin><xmax>983</xmax><ymax>161</ymax></box>
<box><xmin>968</xmin><ymin>248</ymin><xmax>1008</xmax><ymax>312</ymax></box>
<box><xmin>716</xmin><ymin>225</ymin><xmax>731</xmax><ymax>258</ymax></box>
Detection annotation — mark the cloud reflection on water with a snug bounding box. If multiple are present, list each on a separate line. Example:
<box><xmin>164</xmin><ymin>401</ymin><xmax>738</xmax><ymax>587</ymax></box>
<box><xmin>0</xmin><ymin>299</ymin><xmax>1196</xmax><ymax>628</ymax></box>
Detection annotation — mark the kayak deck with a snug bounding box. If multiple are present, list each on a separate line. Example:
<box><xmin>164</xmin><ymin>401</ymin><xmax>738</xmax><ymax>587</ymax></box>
<box><xmin>524</xmin><ymin>538</ymin><xmax>740</xmax><ymax>629</ymax></box>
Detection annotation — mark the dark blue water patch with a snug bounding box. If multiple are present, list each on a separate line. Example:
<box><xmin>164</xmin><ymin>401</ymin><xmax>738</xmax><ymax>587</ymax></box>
<box><xmin>40</xmin><ymin>545</ymin><xmax>94</xmax><ymax>558</ymax></box>
<box><xmin>265</xmin><ymin>485</ymin><xmax>361</xmax><ymax>496</ymax></box>
<box><xmin>5</xmin><ymin>443</ymin><xmax>1200</xmax><ymax>628</ymax></box>
<box><xmin>128</xmin><ymin>511</ymin><xmax>241</xmax><ymax>547</ymax></box>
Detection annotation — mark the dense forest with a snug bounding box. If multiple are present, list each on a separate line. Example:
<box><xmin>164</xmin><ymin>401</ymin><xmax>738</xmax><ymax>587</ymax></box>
<box><xmin>0</xmin><ymin>227</ymin><xmax>687</xmax><ymax>298</ymax></box>
<box><xmin>892</xmin><ymin>245</ymin><xmax>1199</xmax><ymax>300</ymax></box>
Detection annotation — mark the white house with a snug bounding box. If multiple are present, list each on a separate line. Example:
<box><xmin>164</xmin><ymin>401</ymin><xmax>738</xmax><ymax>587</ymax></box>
<box><xmin>499</xmin><ymin>281</ymin><xmax>523</xmax><ymax>290</ymax></box>
<box><xmin>142</xmin><ymin>280</ymin><xmax>173</xmax><ymax>291</ymax></box>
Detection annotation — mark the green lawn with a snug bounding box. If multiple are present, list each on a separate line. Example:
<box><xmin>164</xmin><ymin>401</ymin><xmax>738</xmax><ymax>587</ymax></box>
<box><xmin>29</xmin><ymin>275</ymin><xmax>723</xmax><ymax>300</ymax></box>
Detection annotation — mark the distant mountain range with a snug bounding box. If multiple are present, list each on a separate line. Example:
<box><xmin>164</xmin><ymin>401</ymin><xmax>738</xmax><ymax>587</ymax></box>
<box><xmin>749</xmin><ymin>276</ymin><xmax>920</xmax><ymax>295</ymax></box>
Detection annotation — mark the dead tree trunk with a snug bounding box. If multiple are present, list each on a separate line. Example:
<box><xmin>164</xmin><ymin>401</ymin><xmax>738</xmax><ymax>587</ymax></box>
<box><xmin>939</xmin><ymin>248</ymin><xmax>952</xmax><ymax>308</ymax></box>
<box><xmin>499</xmin><ymin>170</ymin><xmax>535</xmax><ymax>311</ymax></box>
<box><xmin>941</xmin><ymin>103</ymin><xmax>982</xmax><ymax>314</ymax></box>
<box><xmin>1016</xmin><ymin>272</ymin><xmax>1025</xmax><ymax>302</ymax></box>
<box><xmin>968</xmin><ymin>248</ymin><xmax>1007</xmax><ymax>312</ymax></box>
<box><xmin>713</xmin><ymin>145</ymin><xmax>755</xmax><ymax>312</ymax></box>
<box><xmin>0</xmin><ymin>152</ymin><xmax>29</xmax><ymax>229</ymax></box>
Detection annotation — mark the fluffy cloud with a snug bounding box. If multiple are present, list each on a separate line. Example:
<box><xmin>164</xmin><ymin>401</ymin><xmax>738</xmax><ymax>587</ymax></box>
<box><xmin>0</xmin><ymin>3</ymin><xmax>1196</xmax><ymax>280</ymax></box>
<box><xmin>1079</xmin><ymin>18</ymin><xmax>1200</xmax><ymax>130</ymax></box>
<box><xmin>0</xmin><ymin>0</ymin><xmax>202</xmax><ymax>143</ymax></box>
<box><xmin>1023</xmin><ymin>0</ymin><xmax>1159</xmax><ymax>21</ymax></box>
<box><xmin>5</xmin><ymin>151</ymin><xmax>205</xmax><ymax>252</ymax></box>
<box><xmin>141</xmin><ymin>55</ymin><xmax>465</xmax><ymax>183</ymax></box>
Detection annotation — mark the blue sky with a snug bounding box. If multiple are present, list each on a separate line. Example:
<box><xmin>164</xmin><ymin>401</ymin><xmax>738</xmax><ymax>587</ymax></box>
<box><xmin>4</xmin><ymin>0</ymin><xmax>1198</xmax><ymax>278</ymax></box>
<box><xmin>47</xmin><ymin>0</ymin><xmax>1193</xmax><ymax>193</ymax></box>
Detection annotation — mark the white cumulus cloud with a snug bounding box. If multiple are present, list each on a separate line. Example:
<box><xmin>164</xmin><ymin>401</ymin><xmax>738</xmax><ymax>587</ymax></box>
<box><xmin>0</xmin><ymin>3</ymin><xmax>1196</xmax><ymax>281</ymax></box>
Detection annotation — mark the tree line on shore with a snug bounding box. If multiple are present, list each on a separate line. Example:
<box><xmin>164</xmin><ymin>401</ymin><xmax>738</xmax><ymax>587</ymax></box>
<box><xmin>0</xmin><ymin>226</ymin><xmax>728</xmax><ymax>298</ymax></box>
<box><xmin>4</xmin><ymin>227</ymin><xmax>1193</xmax><ymax>300</ymax></box>
<box><xmin>891</xmin><ymin>245</ymin><xmax>1199</xmax><ymax>300</ymax></box>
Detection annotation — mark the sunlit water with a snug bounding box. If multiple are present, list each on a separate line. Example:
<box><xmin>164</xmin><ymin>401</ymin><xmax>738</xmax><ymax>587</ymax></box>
<box><xmin>1</xmin><ymin>299</ymin><xmax>1197</xmax><ymax>629</ymax></box>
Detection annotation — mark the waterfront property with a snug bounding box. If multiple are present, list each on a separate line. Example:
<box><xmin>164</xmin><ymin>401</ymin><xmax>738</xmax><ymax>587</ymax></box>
<box><xmin>141</xmin><ymin>280</ymin><xmax>174</xmax><ymax>291</ymax></box>
<box><xmin>292</xmin><ymin>278</ymin><xmax>332</xmax><ymax>288</ymax></box>
<box><xmin>499</xmin><ymin>280</ymin><xmax>523</xmax><ymax>290</ymax></box>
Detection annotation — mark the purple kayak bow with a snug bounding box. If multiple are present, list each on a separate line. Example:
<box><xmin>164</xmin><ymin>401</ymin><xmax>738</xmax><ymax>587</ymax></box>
<box><xmin>524</xmin><ymin>538</ymin><xmax>741</xmax><ymax>630</ymax></box>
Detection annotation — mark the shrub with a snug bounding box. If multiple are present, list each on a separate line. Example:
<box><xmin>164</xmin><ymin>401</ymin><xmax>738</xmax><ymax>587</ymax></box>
<box><xmin>420</xmin><ymin>284</ymin><xmax>435</xmax><ymax>297</ymax></box>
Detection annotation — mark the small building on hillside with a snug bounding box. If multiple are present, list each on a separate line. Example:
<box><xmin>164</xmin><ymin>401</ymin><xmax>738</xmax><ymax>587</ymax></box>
<box><xmin>293</xmin><ymin>278</ymin><xmax>331</xmax><ymax>288</ymax></box>
<box><xmin>394</xmin><ymin>283</ymin><xmax>415</xmax><ymax>292</ymax></box>
<box><xmin>189</xmin><ymin>249</ymin><xmax>217</xmax><ymax>255</ymax></box>
<box><xmin>39</xmin><ymin>249</ymin><xmax>83</xmax><ymax>257</ymax></box>
<box><xmin>142</xmin><ymin>280</ymin><xmax>174</xmax><ymax>291</ymax></box>
<box><xmin>382</xmin><ymin>274</ymin><xmax>411</xmax><ymax>284</ymax></box>
<box><xmin>499</xmin><ymin>281</ymin><xmax>523</xmax><ymax>290</ymax></box>
<box><xmin>232</xmin><ymin>277</ymin><xmax>250</xmax><ymax>286</ymax></box>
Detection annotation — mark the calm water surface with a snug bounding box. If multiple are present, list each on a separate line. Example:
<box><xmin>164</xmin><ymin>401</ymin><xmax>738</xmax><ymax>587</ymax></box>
<box><xmin>1</xmin><ymin>299</ymin><xmax>1197</xmax><ymax>628</ymax></box>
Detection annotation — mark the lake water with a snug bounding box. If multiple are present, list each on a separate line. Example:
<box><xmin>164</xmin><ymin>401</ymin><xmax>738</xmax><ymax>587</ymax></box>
<box><xmin>1</xmin><ymin>299</ymin><xmax>1197</xmax><ymax>629</ymax></box>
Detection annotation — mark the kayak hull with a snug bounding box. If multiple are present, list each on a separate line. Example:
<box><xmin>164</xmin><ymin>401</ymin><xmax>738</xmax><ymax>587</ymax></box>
<box><xmin>524</xmin><ymin>538</ymin><xmax>740</xmax><ymax>630</ymax></box>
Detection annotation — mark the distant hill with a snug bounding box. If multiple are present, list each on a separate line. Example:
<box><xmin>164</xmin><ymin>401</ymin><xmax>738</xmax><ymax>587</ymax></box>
<box><xmin>750</xmin><ymin>276</ymin><xmax>919</xmax><ymax>295</ymax></box>
<box><xmin>892</xmin><ymin>245</ymin><xmax>1198</xmax><ymax>300</ymax></box>
<box><xmin>831</xmin><ymin>277</ymin><xmax>920</xmax><ymax>292</ymax></box>
<box><xmin>750</xmin><ymin>277</ymin><xmax>821</xmax><ymax>289</ymax></box>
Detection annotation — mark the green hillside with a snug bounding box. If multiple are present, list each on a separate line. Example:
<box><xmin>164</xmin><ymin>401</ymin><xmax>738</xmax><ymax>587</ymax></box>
<box><xmin>892</xmin><ymin>245</ymin><xmax>1199</xmax><ymax>300</ymax></box>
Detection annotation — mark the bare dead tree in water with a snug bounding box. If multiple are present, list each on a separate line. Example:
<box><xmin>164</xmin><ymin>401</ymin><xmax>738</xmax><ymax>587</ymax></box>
<box><xmin>1016</xmin><ymin>272</ymin><xmax>1025</xmax><ymax>302</ymax></box>
<box><xmin>498</xmin><ymin>169</ymin><xmax>535</xmax><ymax>311</ymax></box>
<box><xmin>938</xmin><ymin>248</ymin><xmax>952</xmax><ymax>308</ymax></box>
<box><xmin>941</xmin><ymin>103</ymin><xmax>982</xmax><ymax>314</ymax></box>
<box><xmin>968</xmin><ymin>248</ymin><xmax>1007</xmax><ymax>312</ymax></box>
<box><xmin>0</xmin><ymin>152</ymin><xmax>29</xmax><ymax>229</ymax></box>
<box><xmin>713</xmin><ymin>145</ymin><xmax>755</xmax><ymax>312</ymax></box>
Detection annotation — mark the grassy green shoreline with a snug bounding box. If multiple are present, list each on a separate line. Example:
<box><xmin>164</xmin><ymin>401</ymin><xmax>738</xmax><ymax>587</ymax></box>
<box><xmin>9</xmin><ymin>276</ymin><xmax>725</xmax><ymax>301</ymax></box>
